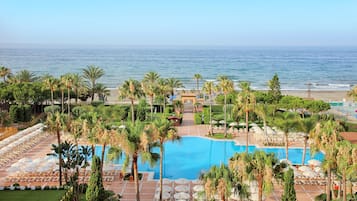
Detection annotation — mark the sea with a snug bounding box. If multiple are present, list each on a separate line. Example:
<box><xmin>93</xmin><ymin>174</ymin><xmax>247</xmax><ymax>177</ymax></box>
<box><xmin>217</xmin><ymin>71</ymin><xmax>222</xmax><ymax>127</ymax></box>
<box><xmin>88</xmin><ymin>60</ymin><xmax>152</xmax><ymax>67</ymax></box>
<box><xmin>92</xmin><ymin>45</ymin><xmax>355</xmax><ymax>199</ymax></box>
<box><xmin>0</xmin><ymin>46</ymin><xmax>356</xmax><ymax>90</ymax></box>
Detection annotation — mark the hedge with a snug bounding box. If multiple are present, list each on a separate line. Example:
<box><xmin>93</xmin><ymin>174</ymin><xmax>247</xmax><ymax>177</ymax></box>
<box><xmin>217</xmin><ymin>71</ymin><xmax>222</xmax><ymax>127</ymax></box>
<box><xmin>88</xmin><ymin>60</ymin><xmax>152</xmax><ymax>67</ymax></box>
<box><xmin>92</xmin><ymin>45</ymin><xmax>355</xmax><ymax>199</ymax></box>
<box><xmin>9</xmin><ymin>105</ymin><xmax>32</xmax><ymax>123</ymax></box>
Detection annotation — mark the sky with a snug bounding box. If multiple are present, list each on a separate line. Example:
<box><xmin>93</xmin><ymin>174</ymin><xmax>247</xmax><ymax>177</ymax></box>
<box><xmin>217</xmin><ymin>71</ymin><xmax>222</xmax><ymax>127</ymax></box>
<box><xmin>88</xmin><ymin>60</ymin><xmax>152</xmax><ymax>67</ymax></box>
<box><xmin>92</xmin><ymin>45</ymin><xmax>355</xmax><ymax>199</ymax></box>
<box><xmin>1</xmin><ymin>0</ymin><xmax>357</xmax><ymax>47</ymax></box>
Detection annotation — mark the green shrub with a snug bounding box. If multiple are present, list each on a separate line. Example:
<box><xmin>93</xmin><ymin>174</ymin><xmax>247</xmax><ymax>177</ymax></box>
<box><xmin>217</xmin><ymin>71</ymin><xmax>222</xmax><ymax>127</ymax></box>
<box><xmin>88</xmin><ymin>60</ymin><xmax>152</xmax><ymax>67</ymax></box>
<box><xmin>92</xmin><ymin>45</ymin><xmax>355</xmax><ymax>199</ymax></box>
<box><xmin>91</xmin><ymin>101</ymin><xmax>104</xmax><ymax>107</ymax></box>
<box><xmin>211</xmin><ymin>105</ymin><xmax>223</xmax><ymax>113</ymax></box>
<box><xmin>194</xmin><ymin>113</ymin><xmax>202</xmax><ymax>125</ymax></box>
<box><xmin>9</xmin><ymin>105</ymin><xmax>32</xmax><ymax>122</ymax></box>
<box><xmin>203</xmin><ymin>107</ymin><xmax>210</xmax><ymax>124</ymax></box>
<box><xmin>44</xmin><ymin>105</ymin><xmax>61</xmax><ymax>114</ymax></box>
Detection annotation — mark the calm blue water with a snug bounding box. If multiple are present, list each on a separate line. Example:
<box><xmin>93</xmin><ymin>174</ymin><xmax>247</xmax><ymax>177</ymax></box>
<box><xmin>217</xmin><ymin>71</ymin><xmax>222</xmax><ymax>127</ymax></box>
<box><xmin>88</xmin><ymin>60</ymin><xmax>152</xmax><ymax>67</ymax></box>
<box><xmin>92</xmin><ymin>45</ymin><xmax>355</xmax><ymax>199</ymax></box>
<box><xmin>96</xmin><ymin>136</ymin><xmax>324</xmax><ymax>179</ymax></box>
<box><xmin>1</xmin><ymin>47</ymin><xmax>357</xmax><ymax>90</ymax></box>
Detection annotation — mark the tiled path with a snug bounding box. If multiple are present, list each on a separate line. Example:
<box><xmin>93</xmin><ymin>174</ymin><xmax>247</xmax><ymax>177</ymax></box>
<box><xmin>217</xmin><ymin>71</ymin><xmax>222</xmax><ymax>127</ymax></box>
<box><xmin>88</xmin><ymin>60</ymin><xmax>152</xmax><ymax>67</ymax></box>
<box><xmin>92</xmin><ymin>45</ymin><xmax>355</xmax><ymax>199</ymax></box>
<box><xmin>0</xmin><ymin>111</ymin><xmax>341</xmax><ymax>200</ymax></box>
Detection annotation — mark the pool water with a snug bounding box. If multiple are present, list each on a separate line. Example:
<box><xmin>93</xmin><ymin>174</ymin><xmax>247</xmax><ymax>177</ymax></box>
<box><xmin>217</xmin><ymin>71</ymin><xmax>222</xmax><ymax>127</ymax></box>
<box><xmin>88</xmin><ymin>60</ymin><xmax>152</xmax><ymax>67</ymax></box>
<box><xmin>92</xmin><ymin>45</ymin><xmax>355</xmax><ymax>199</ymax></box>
<box><xmin>96</xmin><ymin>136</ymin><xmax>324</xmax><ymax>179</ymax></box>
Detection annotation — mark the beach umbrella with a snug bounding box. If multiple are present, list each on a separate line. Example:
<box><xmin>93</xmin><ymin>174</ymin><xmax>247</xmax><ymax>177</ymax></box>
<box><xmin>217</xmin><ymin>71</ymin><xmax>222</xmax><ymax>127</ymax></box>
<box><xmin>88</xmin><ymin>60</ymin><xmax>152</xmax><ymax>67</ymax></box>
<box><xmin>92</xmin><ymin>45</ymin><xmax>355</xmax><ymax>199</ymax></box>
<box><xmin>211</xmin><ymin>120</ymin><xmax>217</xmax><ymax>124</ymax></box>
<box><xmin>175</xmin><ymin>178</ymin><xmax>189</xmax><ymax>185</ymax></box>
<box><xmin>175</xmin><ymin>185</ymin><xmax>190</xmax><ymax>192</ymax></box>
<box><xmin>154</xmin><ymin>192</ymin><xmax>170</xmax><ymax>200</ymax></box>
<box><xmin>229</xmin><ymin>122</ymin><xmax>238</xmax><ymax>127</ymax></box>
<box><xmin>158</xmin><ymin>185</ymin><xmax>172</xmax><ymax>193</ymax></box>
<box><xmin>174</xmin><ymin>192</ymin><xmax>190</xmax><ymax>200</ymax></box>
<box><xmin>193</xmin><ymin>192</ymin><xmax>205</xmax><ymax>200</ymax></box>
<box><xmin>308</xmin><ymin>159</ymin><xmax>322</xmax><ymax>167</ymax></box>
<box><xmin>193</xmin><ymin>185</ymin><xmax>204</xmax><ymax>192</ymax></box>
<box><xmin>298</xmin><ymin>166</ymin><xmax>311</xmax><ymax>172</ymax></box>
<box><xmin>192</xmin><ymin>179</ymin><xmax>203</xmax><ymax>185</ymax></box>
<box><xmin>163</xmin><ymin>178</ymin><xmax>172</xmax><ymax>185</ymax></box>
<box><xmin>17</xmin><ymin>157</ymin><xmax>32</xmax><ymax>164</ymax></box>
<box><xmin>219</xmin><ymin>120</ymin><xmax>226</xmax><ymax>124</ymax></box>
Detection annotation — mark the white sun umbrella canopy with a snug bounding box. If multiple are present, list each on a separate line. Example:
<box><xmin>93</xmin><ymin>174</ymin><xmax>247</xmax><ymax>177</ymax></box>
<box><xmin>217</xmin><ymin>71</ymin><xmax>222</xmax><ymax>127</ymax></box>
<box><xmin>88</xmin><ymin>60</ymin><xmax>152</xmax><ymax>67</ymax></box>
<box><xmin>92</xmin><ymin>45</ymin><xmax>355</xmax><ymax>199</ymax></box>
<box><xmin>154</xmin><ymin>191</ymin><xmax>171</xmax><ymax>200</ymax></box>
<box><xmin>308</xmin><ymin>159</ymin><xmax>322</xmax><ymax>167</ymax></box>
<box><xmin>175</xmin><ymin>178</ymin><xmax>189</xmax><ymax>185</ymax></box>
<box><xmin>175</xmin><ymin>185</ymin><xmax>190</xmax><ymax>192</ymax></box>
<box><xmin>174</xmin><ymin>192</ymin><xmax>190</xmax><ymax>200</ymax></box>
<box><xmin>193</xmin><ymin>185</ymin><xmax>204</xmax><ymax>192</ymax></box>
<box><xmin>298</xmin><ymin>166</ymin><xmax>311</xmax><ymax>172</ymax></box>
<box><xmin>229</xmin><ymin>122</ymin><xmax>238</xmax><ymax>127</ymax></box>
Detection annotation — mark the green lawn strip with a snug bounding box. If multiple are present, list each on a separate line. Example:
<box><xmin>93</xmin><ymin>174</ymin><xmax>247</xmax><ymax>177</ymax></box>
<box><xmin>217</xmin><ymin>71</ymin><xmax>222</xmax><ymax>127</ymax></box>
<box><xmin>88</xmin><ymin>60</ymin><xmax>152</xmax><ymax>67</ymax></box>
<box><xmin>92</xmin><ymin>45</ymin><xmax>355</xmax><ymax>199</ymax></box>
<box><xmin>0</xmin><ymin>190</ymin><xmax>66</xmax><ymax>201</ymax></box>
<box><xmin>209</xmin><ymin>133</ymin><xmax>233</xmax><ymax>139</ymax></box>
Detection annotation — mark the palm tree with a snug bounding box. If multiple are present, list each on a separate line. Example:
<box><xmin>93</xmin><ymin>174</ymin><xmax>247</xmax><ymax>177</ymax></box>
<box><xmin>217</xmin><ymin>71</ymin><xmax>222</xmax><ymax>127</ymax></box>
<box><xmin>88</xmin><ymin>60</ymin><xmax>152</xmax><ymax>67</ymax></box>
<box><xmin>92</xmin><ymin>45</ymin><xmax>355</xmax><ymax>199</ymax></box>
<box><xmin>112</xmin><ymin>121</ymin><xmax>159</xmax><ymax>201</ymax></box>
<box><xmin>62</xmin><ymin>73</ymin><xmax>73</xmax><ymax>116</ymax></box>
<box><xmin>81</xmin><ymin>111</ymin><xmax>100</xmax><ymax>156</ymax></box>
<box><xmin>254</xmin><ymin>103</ymin><xmax>269</xmax><ymax>137</ymax></box>
<box><xmin>273</xmin><ymin>112</ymin><xmax>298</xmax><ymax>160</ymax></box>
<box><xmin>142</xmin><ymin>72</ymin><xmax>160</xmax><ymax>120</ymax></box>
<box><xmin>150</xmin><ymin>118</ymin><xmax>181</xmax><ymax>201</ymax></box>
<box><xmin>82</xmin><ymin>65</ymin><xmax>104</xmax><ymax>102</ymax></box>
<box><xmin>310</xmin><ymin>120</ymin><xmax>343</xmax><ymax>201</ymax></box>
<box><xmin>45</xmin><ymin>112</ymin><xmax>67</xmax><ymax>186</ymax></box>
<box><xmin>95</xmin><ymin>83</ymin><xmax>110</xmax><ymax>102</ymax></box>
<box><xmin>217</xmin><ymin>76</ymin><xmax>234</xmax><ymax>137</ymax></box>
<box><xmin>347</xmin><ymin>85</ymin><xmax>357</xmax><ymax>101</ymax></box>
<box><xmin>71</xmin><ymin>73</ymin><xmax>85</xmax><ymax>104</ymax></box>
<box><xmin>119</xmin><ymin>79</ymin><xmax>144</xmax><ymax>123</ymax></box>
<box><xmin>335</xmin><ymin>140</ymin><xmax>356</xmax><ymax>201</ymax></box>
<box><xmin>193</xmin><ymin>73</ymin><xmax>202</xmax><ymax>92</ymax></box>
<box><xmin>201</xmin><ymin>163</ymin><xmax>242</xmax><ymax>201</ymax></box>
<box><xmin>156</xmin><ymin>78</ymin><xmax>170</xmax><ymax>113</ymax></box>
<box><xmin>229</xmin><ymin>151</ymin><xmax>277</xmax><ymax>201</ymax></box>
<box><xmin>0</xmin><ymin>66</ymin><xmax>11</xmax><ymax>82</ymax></box>
<box><xmin>16</xmin><ymin>70</ymin><xmax>37</xmax><ymax>83</ymax></box>
<box><xmin>297</xmin><ymin>117</ymin><xmax>316</xmax><ymax>165</ymax></box>
<box><xmin>236</xmin><ymin>81</ymin><xmax>256</xmax><ymax>151</ymax></box>
<box><xmin>203</xmin><ymin>81</ymin><xmax>215</xmax><ymax>135</ymax></box>
<box><xmin>43</xmin><ymin>76</ymin><xmax>59</xmax><ymax>106</ymax></box>
<box><xmin>166</xmin><ymin>77</ymin><xmax>184</xmax><ymax>97</ymax></box>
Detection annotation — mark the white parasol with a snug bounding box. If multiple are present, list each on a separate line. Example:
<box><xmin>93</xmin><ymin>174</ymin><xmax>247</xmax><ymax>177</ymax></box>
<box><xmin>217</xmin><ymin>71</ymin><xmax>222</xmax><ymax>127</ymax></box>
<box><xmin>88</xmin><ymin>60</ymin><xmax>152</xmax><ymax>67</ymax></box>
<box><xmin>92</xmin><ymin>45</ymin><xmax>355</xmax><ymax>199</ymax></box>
<box><xmin>174</xmin><ymin>192</ymin><xmax>190</xmax><ymax>200</ymax></box>
<box><xmin>175</xmin><ymin>185</ymin><xmax>189</xmax><ymax>192</ymax></box>
<box><xmin>193</xmin><ymin>185</ymin><xmax>204</xmax><ymax>192</ymax></box>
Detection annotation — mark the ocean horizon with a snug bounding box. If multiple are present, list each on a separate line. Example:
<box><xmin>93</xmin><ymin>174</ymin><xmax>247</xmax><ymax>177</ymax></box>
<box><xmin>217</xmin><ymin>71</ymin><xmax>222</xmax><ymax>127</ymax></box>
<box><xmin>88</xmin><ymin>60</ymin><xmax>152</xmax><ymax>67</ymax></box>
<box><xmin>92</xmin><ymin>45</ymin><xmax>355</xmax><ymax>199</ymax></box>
<box><xmin>1</xmin><ymin>46</ymin><xmax>356</xmax><ymax>91</ymax></box>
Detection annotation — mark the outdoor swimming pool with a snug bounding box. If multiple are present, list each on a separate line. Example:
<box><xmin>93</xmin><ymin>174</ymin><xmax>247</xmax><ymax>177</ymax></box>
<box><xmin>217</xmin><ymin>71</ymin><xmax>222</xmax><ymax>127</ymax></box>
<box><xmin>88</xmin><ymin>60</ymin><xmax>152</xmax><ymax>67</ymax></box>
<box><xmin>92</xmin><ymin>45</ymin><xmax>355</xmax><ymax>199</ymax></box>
<box><xmin>96</xmin><ymin>136</ymin><xmax>324</xmax><ymax>179</ymax></box>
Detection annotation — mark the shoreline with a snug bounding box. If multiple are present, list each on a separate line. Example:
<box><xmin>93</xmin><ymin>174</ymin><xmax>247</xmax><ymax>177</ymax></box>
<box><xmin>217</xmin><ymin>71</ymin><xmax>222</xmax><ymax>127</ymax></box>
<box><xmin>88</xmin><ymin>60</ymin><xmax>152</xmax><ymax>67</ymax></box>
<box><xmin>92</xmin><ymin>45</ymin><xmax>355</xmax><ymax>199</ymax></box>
<box><xmin>107</xmin><ymin>89</ymin><xmax>351</xmax><ymax>103</ymax></box>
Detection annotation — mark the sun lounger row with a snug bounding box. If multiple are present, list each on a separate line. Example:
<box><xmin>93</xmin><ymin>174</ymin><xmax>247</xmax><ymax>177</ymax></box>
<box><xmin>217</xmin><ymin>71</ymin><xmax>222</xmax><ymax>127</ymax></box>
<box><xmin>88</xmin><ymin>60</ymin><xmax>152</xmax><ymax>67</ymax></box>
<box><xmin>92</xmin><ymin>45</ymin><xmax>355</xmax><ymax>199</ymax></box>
<box><xmin>0</xmin><ymin>123</ymin><xmax>43</xmax><ymax>149</ymax></box>
<box><xmin>0</xmin><ymin>131</ymin><xmax>49</xmax><ymax>168</ymax></box>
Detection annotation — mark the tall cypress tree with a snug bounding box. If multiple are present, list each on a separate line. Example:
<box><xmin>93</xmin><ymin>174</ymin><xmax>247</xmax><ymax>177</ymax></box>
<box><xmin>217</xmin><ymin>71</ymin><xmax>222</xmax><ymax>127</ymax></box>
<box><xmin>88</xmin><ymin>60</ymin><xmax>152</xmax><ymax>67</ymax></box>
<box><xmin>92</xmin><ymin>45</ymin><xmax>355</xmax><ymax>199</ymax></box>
<box><xmin>86</xmin><ymin>156</ymin><xmax>105</xmax><ymax>201</ymax></box>
<box><xmin>282</xmin><ymin>168</ymin><xmax>297</xmax><ymax>201</ymax></box>
<box><xmin>268</xmin><ymin>73</ymin><xmax>282</xmax><ymax>103</ymax></box>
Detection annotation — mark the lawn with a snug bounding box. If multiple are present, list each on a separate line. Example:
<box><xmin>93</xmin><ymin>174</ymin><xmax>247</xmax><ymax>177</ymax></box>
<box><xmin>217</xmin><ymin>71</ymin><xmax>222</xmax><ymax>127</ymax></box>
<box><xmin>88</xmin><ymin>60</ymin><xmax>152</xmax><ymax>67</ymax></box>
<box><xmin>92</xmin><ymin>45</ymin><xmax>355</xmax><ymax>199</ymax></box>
<box><xmin>209</xmin><ymin>133</ymin><xmax>233</xmax><ymax>139</ymax></box>
<box><xmin>0</xmin><ymin>190</ymin><xmax>66</xmax><ymax>201</ymax></box>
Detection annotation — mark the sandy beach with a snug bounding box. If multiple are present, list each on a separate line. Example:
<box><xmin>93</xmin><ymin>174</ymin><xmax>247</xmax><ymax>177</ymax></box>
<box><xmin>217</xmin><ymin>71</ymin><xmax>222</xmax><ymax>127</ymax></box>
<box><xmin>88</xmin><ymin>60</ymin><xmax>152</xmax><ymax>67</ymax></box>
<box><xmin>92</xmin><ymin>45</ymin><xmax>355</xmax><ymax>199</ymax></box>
<box><xmin>107</xmin><ymin>89</ymin><xmax>352</xmax><ymax>104</ymax></box>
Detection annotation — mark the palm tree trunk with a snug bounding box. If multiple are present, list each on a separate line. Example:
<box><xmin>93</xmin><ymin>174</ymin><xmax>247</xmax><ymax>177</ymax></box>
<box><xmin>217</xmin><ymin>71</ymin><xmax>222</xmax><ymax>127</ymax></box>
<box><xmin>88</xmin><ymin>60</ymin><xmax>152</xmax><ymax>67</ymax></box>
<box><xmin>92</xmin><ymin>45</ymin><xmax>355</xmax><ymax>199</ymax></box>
<box><xmin>57</xmin><ymin>129</ymin><xmax>62</xmax><ymax>186</ymax></box>
<box><xmin>91</xmin><ymin>81</ymin><xmax>95</xmax><ymax>102</ymax></box>
<box><xmin>61</xmin><ymin>89</ymin><xmax>64</xmax><ymax>113</ymax></box>
<box><xmin>347</xmin><ymin>181</ymin><xmax>352</xmax><ymax>196</ymax></box>
<box><xmin>342</xmin><ymin>174</ymin><xmax>346</xmax><ymax>201</ymax></box>
<box><xmin>326</xmin><ymin>168</ymin><xmax>331</xmax><ymax>201</ymax></box>
<box><xmin>101</xmin><ymin>143</ymin><xmax>106</xmax><ymax>178</ymax></box>
<box><xmin>209</xmin><ymin>96</ymin><xmax>213</xmax><ymax>135</ymax></box>
<box><xmin>302</xmin><ymin>137</ymin><xmax>307</xmax><ymax>165</ymax></box>
<box><xmin>91</xmin><ymin>144</ymin><xmax>95</xmax><ymax>158</ymax></box>
<box><xmin>133</xmin><ymin>154</ymin><xmax>140</xmax><ymax>201</ymax></box>
<box><xmin>51</xmin><ymin>90</ymin><xmax>54</xmax><ymax>106</ymax></box>
<box><xmin>131</xmin><ymin>99</ymin><xmax>135</xmax><ymax>123</ymax></box>
<box><xmin>159</xmin><ymin>145</ymin><xmax>164</xmax><ymax>201</ymax></box>
<box><xmin>245</xmin><ymin>110</ymin><xmax>249</xmax><ymax>153</ymax></box>
<box><xmin>258</xmin><ymin>176</ymin><xmax>263</xmax><ymax>201</ymax></box>
<box><xmin>224</xmin><ymin>94</ymin><xmax>227</xmax><ymax>137</ymax></box>
<box><xmin>150</xmin><ymin>95</ymin><xmax>153</xmax><ymax>121</ymax></box>
<box><xmin>285</xmin><ymin>133</ymin><xmax>289</xmax><ymax>160</ymax></box>
<box><xmin>67</xmin><ymin>88</ymin><xmax>71</xmax><ymax>116</ymax></box>
<box><xmin>75</xmin><ymin>88</ymin><xmax>78</xmax><ymax>104</ymax></box>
